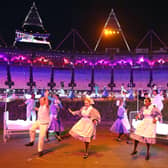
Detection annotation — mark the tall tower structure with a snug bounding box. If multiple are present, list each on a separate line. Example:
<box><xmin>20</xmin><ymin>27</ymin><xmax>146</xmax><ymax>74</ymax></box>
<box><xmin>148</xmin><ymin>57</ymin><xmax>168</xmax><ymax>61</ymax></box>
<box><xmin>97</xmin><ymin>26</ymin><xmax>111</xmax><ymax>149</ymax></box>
<box><xmin>13</xmin><ymin>2</ymin><xmax>51</xmax><ymax>49</ymax></box>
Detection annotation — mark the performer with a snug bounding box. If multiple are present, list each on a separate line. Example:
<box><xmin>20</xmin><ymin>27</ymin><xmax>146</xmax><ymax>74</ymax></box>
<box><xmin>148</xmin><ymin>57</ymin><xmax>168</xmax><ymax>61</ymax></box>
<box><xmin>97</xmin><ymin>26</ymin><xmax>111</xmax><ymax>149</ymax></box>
<box><xmin>110</xmin><ymin>99</ymin><xmax>131</xmax><ymax>143</ymax></box>
<box><xmin>68</xmin><ymin>96</ymin><xmax>101</xmax><ymax>159</ymax></box>
<box><xmin>25</xmin><ymin>90</ymin><xmax>50</xmax><ymax>157</ymax></box>
<box><xmin>151</xmin><ymin>90</ymin><xmax>164</xmax><ymax>112</ymax></box>
<box><xmin>128</xmin><ymin>87</ymin><xmax>134</xmax><ymax>100</ymax></box>
<box><xmin>46</xmin><ymin>94</ymin><xmax>64</xmax><ymax>141</ymax></box>
<box><xmin>19</xmin><ymin>94</ymin><xmax>36</xmax><ymax>121</ymax></box>
<box><xmin>94</xmin><ymin>85</ymin><xmax>99</xmax><ymax>97</ymax></box>
<box><xmin>68</xmin><ymin>89</ymin><xmax>75</xmax><ymax>99</ymax></box>
<box><xmin>141</xmin><ymin>91</ymin><xmax>150</xmax><ymax>101</ymax></box>
<box><xmin>120</xmin><ymin>84</ymin><xmax>127</xmax><ymax>107</ymax></box>
<box><xmin>102</xmin><ymin>86</ymin><xmax>109</xmax><ymax>98</ymax></box>
<box><xmin>130</xmin><ymin>97</ymin><xmax>162</xmax><ymax>160</ymax></box>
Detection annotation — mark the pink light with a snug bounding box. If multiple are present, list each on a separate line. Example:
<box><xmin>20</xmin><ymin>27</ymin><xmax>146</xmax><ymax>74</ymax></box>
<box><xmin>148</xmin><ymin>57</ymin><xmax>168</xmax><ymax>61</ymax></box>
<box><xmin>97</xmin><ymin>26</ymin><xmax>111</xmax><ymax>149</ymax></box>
<box><xmin>11</xmin><ymin>55</ymin><xmax>30</xmax><ymax>63</ymax></box>
<box><xmin>63</xmin><ymin>58</ymin><xmax>70</xmax><ymax>64</ymax></box>
<box><xmin>33</xmin><ymin>56</ymin><xmax>53</xmax><ymax>65</ymax></box>
<box><xmin>18</xmin><ymin>55</ymin><xmax>26</xmax><ymax>60</ymax></box>
<box><xmin>43</xmin><ymin>59</ymin><xmax>48</xmax><ymax>62</ymax></box>
<box><xmin>74</xmin><ymin>60</ymin><xmax>82</xmax><ymax>65</ymax></box>
<box><xmin>98</xmin><ymin>59</ymin><xmax>104</xmax><ymax>64</ymax></box>
<box><xmin>139</xmin><ymin>57</ymin><xmax>144</xmax><ymax>63</ymax></box>
<box><xmin>118</xmin><ymin>59</ymin><xmax>127</xmax><ymax>64</ymax></box>
<box><xmin>127</xmin><ymin>59</ymin><xmax>133</xmax><ymax>66</ymax></box>
<box><xmin>148</xmin><ymin>60</ymin><xmax>155</xmax><ymax>67</ymax></box>
<box><xmin>49</xmin><ymin>61</ymin><xmax>54</xmax><ymax>66</ymax></box>
<box><xmin>27</xmin><ymin>60</ymin><xmax>32</xmax><ymax>64</ymax></box>
<box><xmin>0</xmin><ymin>55</ymin><xmax>8</xmax><ymax>62</ymax></box>
<box><xmin>103</xmin><ymin>60</ymin><xmax>109</xmax><ymax>65</ymax></box>
<box><xmin>158</xmin><ymin>58</ymin><xmax>165</xmax><ymax>64</ymax></box>
<box><xmin>82</xmin><ymin>59</ymin><xmax>88</xmax><ymax>64</ymax></box>
<box><xmin>89</xmin><ymin>62</ymin><xmax>93</xmax><ymax>66</ymax></box>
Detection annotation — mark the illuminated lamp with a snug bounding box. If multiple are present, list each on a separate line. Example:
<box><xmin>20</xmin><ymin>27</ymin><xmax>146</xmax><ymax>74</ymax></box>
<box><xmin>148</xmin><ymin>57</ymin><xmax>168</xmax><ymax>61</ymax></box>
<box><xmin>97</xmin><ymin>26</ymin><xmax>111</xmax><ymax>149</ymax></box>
<box><xmin>104</xmin><ymin>28</ymin><xmax>119</xmax><ymax>36</ymax></box>
<box><xmin>27</xmin><ymin>60</ymin><xmax>32</xmax><ymax>64</ymax></box>
<box><xmin>158</xmin><ymin>58</ymin><xmax>165</xmax><ymax>64</ymax></box>
<box><xmin>139</xmin><ymin>57</ymin><xmax>144</xmax><ymax>63</ymax></box>
<box><xmin>0</xmin><ymin>55</ymin><xmax>8</xmax><ymax>62</ymax></box>
<box><xmin>63</xmin><ymin>58</ymin><xmax>70</xmax><ymax>64</ymax></box>
<box><xmin>148</xmin><ymin>61</ymin><xmax>155</xmax><ymax>67</ymax></box>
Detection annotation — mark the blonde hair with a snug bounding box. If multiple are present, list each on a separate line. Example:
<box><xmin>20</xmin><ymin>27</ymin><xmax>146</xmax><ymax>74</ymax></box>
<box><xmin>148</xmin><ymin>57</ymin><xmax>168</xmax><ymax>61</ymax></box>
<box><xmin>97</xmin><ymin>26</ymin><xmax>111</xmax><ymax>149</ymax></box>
<box><xmin>84</xmin><ymin>95</ymin><xmax>94</xmax><ymax>104</ymax></box>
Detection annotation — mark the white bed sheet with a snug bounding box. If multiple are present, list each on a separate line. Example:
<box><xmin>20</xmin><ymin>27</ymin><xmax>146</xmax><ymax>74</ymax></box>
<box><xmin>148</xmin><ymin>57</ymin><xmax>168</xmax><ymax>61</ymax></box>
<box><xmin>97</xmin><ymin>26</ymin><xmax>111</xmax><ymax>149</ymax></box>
<box><xmin>6</xmin><ymin>120</ymin><xmax>33</xmax><ymax>130</ymax></box>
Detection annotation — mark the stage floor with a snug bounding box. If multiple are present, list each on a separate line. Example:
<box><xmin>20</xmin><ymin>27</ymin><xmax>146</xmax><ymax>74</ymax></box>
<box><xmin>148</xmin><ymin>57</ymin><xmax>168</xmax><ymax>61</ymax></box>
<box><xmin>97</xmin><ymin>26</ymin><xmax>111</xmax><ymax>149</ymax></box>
<box><xmin>0</xmin><ymin>125</ymin><xmax>168</xmax><ymax>168</ymax></box>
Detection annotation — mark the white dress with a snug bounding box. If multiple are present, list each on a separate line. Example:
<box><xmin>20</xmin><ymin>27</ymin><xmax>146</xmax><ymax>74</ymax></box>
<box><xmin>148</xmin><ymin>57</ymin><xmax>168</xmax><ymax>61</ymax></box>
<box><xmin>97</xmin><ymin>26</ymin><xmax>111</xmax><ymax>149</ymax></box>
<box><xmin>122</xmin><ymin>112</ymin><xmax>131</xmax><ymax>131</ymax></box>
<box><xmin>151</xmin><ymin>94</ymin><xmax>164</xmax><ymax>112</ymax></box>
<box><xmin>131</xmin><ymin>104</ymin><xmax>162</xmax><ymax>144</ymax></box>
<box><xmin>69</xmin><ymin>106</ymin><xmax>101</xmax><ymax>142</ymax></box>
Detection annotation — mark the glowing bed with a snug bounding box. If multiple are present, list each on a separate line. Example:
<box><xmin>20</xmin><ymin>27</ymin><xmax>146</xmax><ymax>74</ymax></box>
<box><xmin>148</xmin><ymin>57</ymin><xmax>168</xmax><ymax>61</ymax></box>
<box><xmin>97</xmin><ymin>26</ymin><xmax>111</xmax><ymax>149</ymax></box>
<box><xmin>3</xmin><ymin>111</ymin><xmax>33</xmax><ymax>143</ymax></box>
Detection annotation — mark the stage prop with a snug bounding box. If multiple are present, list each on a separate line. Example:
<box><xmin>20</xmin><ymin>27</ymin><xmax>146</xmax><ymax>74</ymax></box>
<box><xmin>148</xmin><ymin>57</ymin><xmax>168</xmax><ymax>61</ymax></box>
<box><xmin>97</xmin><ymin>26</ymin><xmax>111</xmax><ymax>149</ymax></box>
<box><xmin>3</xmin><ymin>111</ymin><xmax>33</xmax><ymax>143</ymax></box>
<box><xmin>14</xmin><ymin>30</ymin><xmax>51</xmax><ymax>48</ymax></box>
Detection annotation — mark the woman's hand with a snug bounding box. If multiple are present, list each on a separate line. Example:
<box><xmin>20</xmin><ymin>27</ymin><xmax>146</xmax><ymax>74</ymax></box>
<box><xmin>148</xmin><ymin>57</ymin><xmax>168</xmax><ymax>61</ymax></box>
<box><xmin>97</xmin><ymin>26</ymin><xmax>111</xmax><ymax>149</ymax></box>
<box><xmin>153</xmin><ymin>118</ymin><xmax>157</xmax><ymax>124</ymax></box>
<box><xmin>35</xmin><ymin>107</ymin><xmax>39</xmax><ymax>111</ymax></box>
<box><xmin>93</xmin><ymin>119</ymin><xmax>98</xmax><ymax>125</ymax></box>
<box><xmin>135</xmin><ymin>115</ymin><xmax>139</xmax><ymax>120</ymax></box>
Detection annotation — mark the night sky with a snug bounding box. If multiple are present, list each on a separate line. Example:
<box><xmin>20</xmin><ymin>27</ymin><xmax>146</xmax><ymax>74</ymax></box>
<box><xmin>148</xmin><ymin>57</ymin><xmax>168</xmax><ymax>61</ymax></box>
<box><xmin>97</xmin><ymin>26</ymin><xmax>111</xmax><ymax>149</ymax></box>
<box><xmin>0</xmin><ymin>0</ymin><xmax>167</xmax><ymax>51</ymax></box>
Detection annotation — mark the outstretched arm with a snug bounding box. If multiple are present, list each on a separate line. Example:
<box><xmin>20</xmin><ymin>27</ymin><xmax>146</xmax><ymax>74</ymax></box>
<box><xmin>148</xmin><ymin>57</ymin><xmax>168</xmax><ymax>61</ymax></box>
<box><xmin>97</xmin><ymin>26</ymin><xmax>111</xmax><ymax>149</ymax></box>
<box><xmin>18</xmin><ymin>103</ymin><xmax>26</xmax><ymax>107</ymax></box>
<box><xmin>68</xmin><ymin>108</ymin><xmax>80</xmax><ymax>116</ymax></box>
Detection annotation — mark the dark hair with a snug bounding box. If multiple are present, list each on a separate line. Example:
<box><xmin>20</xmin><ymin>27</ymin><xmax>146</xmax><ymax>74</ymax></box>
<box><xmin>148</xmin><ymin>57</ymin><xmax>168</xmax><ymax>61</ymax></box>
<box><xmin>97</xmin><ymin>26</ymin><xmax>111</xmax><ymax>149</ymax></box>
<box><xmin>145</xmin><ymin>97</ymin><xmax>151</xmax><ymax>103</ymax></box>
<box><xmin>144</xmin><ymin>93</ymin><xmax>148</xmax><ymax>96</ymax></box>
<box><xmin>153</xmin><ymin>90</ymin><xmax>158</xmax><ymax>94</ymax></box>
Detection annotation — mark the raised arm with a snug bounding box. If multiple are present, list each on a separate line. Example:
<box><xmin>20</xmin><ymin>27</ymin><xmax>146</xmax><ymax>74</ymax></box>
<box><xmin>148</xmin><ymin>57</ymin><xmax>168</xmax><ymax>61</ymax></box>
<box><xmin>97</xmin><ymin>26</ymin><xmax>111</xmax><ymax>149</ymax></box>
<box><xmin>44</xmin><ymin>90</ymin><xmax>49</xmax><ymax>107</ymax></box>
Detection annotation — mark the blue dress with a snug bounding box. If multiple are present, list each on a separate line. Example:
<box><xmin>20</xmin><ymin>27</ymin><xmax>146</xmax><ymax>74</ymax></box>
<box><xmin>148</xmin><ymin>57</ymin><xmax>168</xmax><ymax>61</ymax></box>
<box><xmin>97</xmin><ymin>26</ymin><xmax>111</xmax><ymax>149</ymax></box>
<box><xmin>110</xmin><ymin>106</ymin><xmax>130</xmax><ymax>134</ymax></box>
<box><xmin>48</xmin><ymin>98</ymin><xmax>64</xmax><ymax>133</ymax></box>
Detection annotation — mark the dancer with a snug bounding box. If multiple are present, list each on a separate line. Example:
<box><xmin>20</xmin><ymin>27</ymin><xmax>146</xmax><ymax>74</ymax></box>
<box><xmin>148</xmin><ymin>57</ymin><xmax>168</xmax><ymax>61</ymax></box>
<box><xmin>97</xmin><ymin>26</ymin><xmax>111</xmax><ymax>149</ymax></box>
<box><xmin>25</xmin><ymin>90</ymin><xmax>50</xmax><ymax>157</ymax></box>
<box><xmin>141</xmin><ymin>91</ymin><xmax>149</xmax><ymax>100</ymax></box>
<box><xmin>121</xmin><ymin>84</ymin><xmax>127</xmax><ymax>107</ymax></box>
<box><xmin>102</xmin><ymin>86</ymin><xmax>109</xmax><ymax>98</ymax></box>
<box><xmin>46</xmin><ymin>94</ymin><xmax>64</xmax><ymax>141</ymax></box>
<box><xmin>68</xmin><ymin>96</ymin><xmax>101</xmax><ymax>159</ymax></box>
<box><xmin>130</xmin><ymin>97</ymin><xmax>162</xmax><ymax>160</ymax></box>
<box><xmin>110</xmin><ymin>99</ymin><xmax>131</xmax><ymax>143</ymax></box>
<box><xmin>19</xmin><ymin>94</ymin><xmax>36</xmax><ymax>121</ymax></box>
<box><xmin>128</xmin><ymin>87</ymin><xmax>134</xmax><ymax>100</ymax></box>
<box><xmin>151</xmin><ymin>90</ymin><xmax>164</xmax><ymax>112</ymax></box>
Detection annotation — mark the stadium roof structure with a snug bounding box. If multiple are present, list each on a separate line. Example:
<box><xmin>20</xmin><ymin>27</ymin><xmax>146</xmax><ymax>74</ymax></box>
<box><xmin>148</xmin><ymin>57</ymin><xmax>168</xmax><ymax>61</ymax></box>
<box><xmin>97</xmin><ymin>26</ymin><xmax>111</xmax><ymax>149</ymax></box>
<box><xmin>94</xmin><ymin>8</ymin><xmax>131</xmax><ymax>53</ymax></box>
<box><xmin>22</xmin><ymin>2</ymin><xmax>45</xmax><ymax>30</ymax></box>
<box><xmin>135</xmin><ymin>29</ymin><xmax>168</xmax><ymax>53</ymax></box>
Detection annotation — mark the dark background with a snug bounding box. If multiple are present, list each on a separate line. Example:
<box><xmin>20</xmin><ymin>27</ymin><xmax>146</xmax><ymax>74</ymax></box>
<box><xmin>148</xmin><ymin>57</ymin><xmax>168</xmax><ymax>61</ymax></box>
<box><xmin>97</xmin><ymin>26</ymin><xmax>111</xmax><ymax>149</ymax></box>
<box><xmin>0</xmin><ymin>0</ymin><xmax>167</xmax><ymax>50</ymax></box>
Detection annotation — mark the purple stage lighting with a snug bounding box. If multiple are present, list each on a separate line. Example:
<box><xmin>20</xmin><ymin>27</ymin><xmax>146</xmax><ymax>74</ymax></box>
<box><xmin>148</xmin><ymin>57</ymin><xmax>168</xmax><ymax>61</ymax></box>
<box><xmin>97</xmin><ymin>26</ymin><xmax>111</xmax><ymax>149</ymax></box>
<box><xmin>0</xmin><ymin>54</ymin><xmax>8</xmax><ymax>62</ymax></box>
